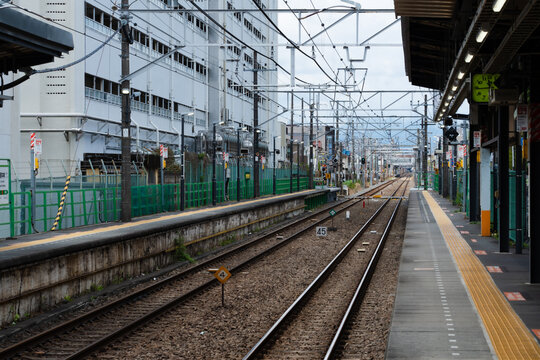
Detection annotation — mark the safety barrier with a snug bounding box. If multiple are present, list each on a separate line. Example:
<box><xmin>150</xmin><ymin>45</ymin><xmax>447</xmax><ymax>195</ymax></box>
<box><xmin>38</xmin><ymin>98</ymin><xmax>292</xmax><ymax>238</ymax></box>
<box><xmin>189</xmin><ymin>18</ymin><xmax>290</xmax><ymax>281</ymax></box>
<box><xmin>0</xmin><ymin>175</ymin><xmax>310</xmax><ymax>238</ymax></box>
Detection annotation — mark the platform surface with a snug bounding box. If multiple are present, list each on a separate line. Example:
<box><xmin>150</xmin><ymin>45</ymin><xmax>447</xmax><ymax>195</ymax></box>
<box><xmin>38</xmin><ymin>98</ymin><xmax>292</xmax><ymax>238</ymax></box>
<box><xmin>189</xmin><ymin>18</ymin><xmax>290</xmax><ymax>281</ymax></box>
<box><xmin>0</xmin><ymin>189</ymin><xmax>320</xmax><ymax>270</ymax></box>
<box><xmin>386</xmin><ymin>190</ymin><xmax>493</xmax><ymax>359</ymax></box>
<box><xmin>387</xmin><ymin>190</ymin><xmax>540</xmax><ymax>360</ymax></box>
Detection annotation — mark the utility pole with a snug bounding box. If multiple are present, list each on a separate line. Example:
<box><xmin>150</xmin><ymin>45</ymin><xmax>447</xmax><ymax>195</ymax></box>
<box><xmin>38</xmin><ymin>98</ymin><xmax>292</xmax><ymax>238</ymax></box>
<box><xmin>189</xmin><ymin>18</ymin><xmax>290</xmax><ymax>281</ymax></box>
<box><xmin>237</xmin><ymin>128</ymin><xmax>241</xmax><ymax>202</ymax></box>
<box><xmin>290</xmin><ymin>92</ymin><xmax>294</xmax><ymax>193</ymax></box>
<box><xmin>339</xmin><ymin>142</ymin><xmax>343</xmax><ymax>192</ymax></box>
<box><xmin>301</xmin><ymin>98</ymin><xmax>304</xmax><ymax>177</ymax></box>
<box><xmin>253</xmin><ymin>51</ymin><xmax>259</xmax><ymax>198</ymax></box>
<box><xmin>212</xmin><ymin>123</ymin><xmax>217</xmax><ymax>206</ymax></box>
<box><xmin>423</xmin><ymin>94</ymin><xmax>428</xmax><ymax>190</ymax></box>
<box><xmin>309</xmin><ymin>103</ymin><xmax>314</xmax><ymax>189</ymax></box>
<box><xmin>351</xmin><ymin>114</ymin><xmax>355</xmax><ymax>181</ymax></box>
<box><xmin>416</xmin><ymin>129</ymin><xmax>420</xmax><ymax>187</ymax></box>
<box><xmin>120</xmin><ymin>0</ymin><xmax>132</xmax><ymax>222</ymax></box>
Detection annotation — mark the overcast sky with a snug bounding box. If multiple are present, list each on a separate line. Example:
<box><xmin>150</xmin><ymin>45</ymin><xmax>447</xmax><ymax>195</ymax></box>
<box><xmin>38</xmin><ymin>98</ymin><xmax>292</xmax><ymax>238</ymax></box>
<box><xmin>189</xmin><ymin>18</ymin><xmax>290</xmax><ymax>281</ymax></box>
<box><xmin>273</xmin><ymin>0</ymin><xmax>443</xmax><ymax>150</ymax></box>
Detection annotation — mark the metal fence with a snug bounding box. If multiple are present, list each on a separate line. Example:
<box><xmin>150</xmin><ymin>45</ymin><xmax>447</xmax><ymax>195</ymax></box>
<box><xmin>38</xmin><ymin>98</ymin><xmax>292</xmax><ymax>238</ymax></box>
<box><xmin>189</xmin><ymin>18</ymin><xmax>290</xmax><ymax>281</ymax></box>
<box><xmin>0</xmin><ymin>165</ymin><xmax>309</xmax><ymax>238</ymax></box>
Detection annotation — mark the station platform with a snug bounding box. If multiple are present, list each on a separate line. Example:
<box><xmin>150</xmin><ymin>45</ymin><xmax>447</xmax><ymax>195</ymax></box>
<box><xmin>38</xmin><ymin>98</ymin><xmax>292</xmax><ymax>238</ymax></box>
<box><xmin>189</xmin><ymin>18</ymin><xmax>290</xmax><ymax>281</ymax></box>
<box><xmin>0</xmin><ymin>189</ymin><xmax>324</xmax><ymax>270</ymax></box>
<box><xmin>386</xmin><ymin>190</ymin><xmax>540</xmax><ymax>360</ymax></box>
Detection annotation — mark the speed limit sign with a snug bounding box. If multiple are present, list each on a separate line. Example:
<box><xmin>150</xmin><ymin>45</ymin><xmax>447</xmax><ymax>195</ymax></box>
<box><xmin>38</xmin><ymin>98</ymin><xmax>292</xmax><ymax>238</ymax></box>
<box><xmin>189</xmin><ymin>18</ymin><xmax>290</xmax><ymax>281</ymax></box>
<box><xmin>316</xmin><ymin>226</ymin><xmax>328</xmax><ymax>237</ymax></box>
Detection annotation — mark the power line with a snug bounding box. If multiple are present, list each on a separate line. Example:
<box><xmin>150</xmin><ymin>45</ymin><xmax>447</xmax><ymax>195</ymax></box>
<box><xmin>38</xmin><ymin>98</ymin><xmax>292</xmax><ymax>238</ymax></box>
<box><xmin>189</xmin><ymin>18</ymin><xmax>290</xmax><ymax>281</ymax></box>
<box><xmin>249</xmin><ymin>0</ymin><xmax>338</xmax><ymax>85</ymax></box>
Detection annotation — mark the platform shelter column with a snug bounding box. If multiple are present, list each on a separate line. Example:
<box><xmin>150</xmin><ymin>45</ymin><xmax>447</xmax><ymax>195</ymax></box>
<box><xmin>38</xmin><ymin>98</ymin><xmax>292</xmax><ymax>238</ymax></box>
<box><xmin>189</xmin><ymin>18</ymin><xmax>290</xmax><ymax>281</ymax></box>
<box><xmin>529</xmin><ymin>86</ymin><xmax>540</xmax><ymax>283</ymax></box>
<box><xmin>480</xmin><ymin>147</ymin><xmax>491</xmax><ymax>237</ymax></box>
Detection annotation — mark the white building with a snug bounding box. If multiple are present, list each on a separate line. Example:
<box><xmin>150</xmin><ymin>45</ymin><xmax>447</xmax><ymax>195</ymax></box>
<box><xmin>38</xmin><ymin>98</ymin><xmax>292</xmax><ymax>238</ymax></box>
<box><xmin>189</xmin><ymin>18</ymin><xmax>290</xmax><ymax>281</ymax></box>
<box><xmin>6</xmin><ymin>0</ymin><xmax>279</xmax><ymax>179</ymax></box>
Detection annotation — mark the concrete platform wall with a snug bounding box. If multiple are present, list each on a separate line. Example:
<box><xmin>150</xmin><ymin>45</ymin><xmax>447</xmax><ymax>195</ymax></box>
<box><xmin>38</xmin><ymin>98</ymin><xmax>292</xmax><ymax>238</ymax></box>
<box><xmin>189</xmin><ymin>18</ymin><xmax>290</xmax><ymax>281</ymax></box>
<box><xmin>0</xmin><ymin>196</ymin><xmax>310</xmax><ymax>328</ymax></box>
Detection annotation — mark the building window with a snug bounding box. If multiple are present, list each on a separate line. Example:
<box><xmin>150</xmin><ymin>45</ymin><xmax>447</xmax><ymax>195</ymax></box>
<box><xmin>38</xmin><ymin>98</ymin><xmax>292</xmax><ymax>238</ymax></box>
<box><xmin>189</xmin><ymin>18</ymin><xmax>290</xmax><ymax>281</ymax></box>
<box><xmin>85</xmin><ymin>2</ymin><xmax>120</xmax><ymax>31</ymax></box>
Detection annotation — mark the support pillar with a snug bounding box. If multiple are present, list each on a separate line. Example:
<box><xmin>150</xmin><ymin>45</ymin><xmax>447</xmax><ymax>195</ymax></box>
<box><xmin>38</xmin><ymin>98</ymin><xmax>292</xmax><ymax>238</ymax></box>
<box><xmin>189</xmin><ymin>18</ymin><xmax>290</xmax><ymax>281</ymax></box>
<box><xmin>515</xmin><ymin>132</ymin><xmax>523</xmax><ymax>254</ymax></box>
<box><xmin>469</xmin><ymin>128</ymin><xmax>480</xmax><ymax>222</ymax></box>
<box><xmin>480</xmin><ymin>147</ymin><xmax>491</xmax><ymax>237</ymax></box>
<box><xmin>498</xmin><ymin>106</ymin><xmax>509</xmax><ymax>252</ymax></box>
<box><xmin>529</xmin><ymin>101</ymin><xmax>540</xmax><ymax>283</ymax></box>
<box><xmin>442</xmin><ymin>133</ymin><xmax>449</xmax><ymax>197</ymax></box>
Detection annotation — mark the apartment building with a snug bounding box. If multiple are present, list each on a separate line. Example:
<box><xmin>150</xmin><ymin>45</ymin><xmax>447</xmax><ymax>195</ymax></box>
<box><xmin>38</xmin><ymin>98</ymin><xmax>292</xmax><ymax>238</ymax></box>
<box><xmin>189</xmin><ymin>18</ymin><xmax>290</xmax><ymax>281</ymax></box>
<box><xmin>7</xmin><ymin>0</ymin><xmax>279</xmax><ymax>179</ymax></box>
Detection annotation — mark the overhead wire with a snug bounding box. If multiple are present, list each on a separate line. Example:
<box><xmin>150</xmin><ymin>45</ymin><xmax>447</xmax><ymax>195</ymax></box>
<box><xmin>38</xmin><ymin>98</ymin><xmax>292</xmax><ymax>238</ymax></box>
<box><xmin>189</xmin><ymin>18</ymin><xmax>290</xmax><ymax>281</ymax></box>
<box><xmin>248</xmin><ymin>0</ymin><xmax>338</xmax><ymax>85</ymax></box>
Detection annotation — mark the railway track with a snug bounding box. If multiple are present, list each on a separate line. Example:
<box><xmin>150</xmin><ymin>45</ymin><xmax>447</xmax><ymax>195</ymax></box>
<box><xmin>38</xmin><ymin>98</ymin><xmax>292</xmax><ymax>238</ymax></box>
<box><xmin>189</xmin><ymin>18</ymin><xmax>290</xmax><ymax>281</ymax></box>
<box><xmin>243</xmin><ymin>177</ymin><xmax>409</xmax><ymax>360</ymax></box>
<box><xmin>0</xmin><ymin>180</ymin><xmax>397</xmax><ymax>359</ymax></box>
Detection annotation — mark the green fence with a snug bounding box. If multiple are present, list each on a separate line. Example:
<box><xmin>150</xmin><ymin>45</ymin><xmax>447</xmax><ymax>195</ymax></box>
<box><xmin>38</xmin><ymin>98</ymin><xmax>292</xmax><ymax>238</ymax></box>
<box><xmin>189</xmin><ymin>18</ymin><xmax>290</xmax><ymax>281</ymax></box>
<box><xmin>1</xmin><ymin>171</ymin><xmax>310</xmax><ymax>238</ymax></box>
<box><xmin>433</xmin><ymin>174</ymin><xmax>440</xmax><ymax>193</ymax></box>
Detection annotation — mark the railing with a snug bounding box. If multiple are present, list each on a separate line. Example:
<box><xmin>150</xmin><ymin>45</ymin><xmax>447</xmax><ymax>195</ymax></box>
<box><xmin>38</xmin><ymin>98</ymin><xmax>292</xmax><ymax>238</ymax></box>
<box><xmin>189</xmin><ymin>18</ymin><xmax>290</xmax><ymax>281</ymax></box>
<box><xmin>0</xmin><ymin>173</ymin><xmax>310</xmax><ymax>238</ymax></box>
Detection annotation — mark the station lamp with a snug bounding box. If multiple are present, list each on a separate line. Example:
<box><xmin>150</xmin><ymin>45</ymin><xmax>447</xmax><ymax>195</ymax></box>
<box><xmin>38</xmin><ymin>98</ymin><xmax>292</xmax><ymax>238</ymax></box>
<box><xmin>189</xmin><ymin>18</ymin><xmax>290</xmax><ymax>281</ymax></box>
<box><xmin>476</xmin><ymin>26</ymin><xmax>489</xmax><ymax>43</ymax></box>
<box><xmin>465</xmin><ymin>52</ymin><xmax>474</xmax><ymax>63</ymax></box>
<box><xmin>492</xmin><ymin>0</ymin><xmax>507</xmax><ymax>12</ymax></box>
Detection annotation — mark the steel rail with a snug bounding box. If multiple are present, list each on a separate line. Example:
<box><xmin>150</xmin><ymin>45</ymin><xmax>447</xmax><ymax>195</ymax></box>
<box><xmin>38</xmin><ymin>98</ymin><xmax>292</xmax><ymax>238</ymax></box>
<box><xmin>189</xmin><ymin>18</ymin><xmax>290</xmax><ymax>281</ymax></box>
<box><xmin>324</xmin><ymin>178</ymin><xmax>409</xmax><ymax>359</ymax></box>
<box><xmin>242</xmin><ymin>178</ymin><xmax>407</xmax><ymax>360</ymax></box>
<box><xmin>63</xmin><ymin>182</ymin><xmax>396</xmax><ymax>359</ymax></box>
<box><xmin>0</xmin><ymin>181</ymin><xmax>395</xmax><ymax>359</ymax></box>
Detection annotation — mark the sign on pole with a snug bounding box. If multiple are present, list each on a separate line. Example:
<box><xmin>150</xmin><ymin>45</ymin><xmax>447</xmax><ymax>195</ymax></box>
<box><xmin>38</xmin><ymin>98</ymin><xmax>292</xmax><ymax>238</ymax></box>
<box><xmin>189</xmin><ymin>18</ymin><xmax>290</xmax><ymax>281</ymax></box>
<box><xmin>0</xmin><ymin>165</ymin><xmax>9</xmax><ymax>205</ymax></box>
<box><xmin>473</xmin><ymin>131</ymin><xmax>481</xmax><ymax>147</ymax></box>
<box><xmin>516</xmin><ymin>104</ymin><xmax>528</xmax><ymax>132</ymax></box>
<box><xmin>30</xmin><ymin>133</ymin><xmax>36</xmax><ymax>149</ymax></box>
<box><xmin>160</xmin><ymin>144</ymin><xmax>164</xmax><ymax>157</ymax></box>
<box><xmin>212</xmin><ymin>266</ymin><xmax>231</xmax><ymax>307</ymax></box>
<box><xmin>214</xmin><ymin>266</ymin><xmax>231</xmax><ymax>284</ymax></box>
<box><xmin>35</xmin><ymin>139</ymin><xmax>42</xmax><ymax>155</ymax></box>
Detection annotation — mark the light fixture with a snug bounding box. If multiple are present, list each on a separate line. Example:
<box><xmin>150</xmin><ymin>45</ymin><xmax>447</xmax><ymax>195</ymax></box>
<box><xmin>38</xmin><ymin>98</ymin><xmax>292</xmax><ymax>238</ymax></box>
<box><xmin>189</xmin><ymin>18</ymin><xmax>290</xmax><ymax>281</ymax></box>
<box><xmin>447</xmin><ymin>95</ymin><xmax>452</xmax><ymax>100</ymax></box>
<box><xmin>476</xmin><ymin>28</ymin><xmax>488</xmax><ymax>43</ymax></box>
<box><xmin>451</xmin><ymin>85</ymin><xmax>458</xmax><ymax>91</ymax></box>
<box><xmin>256</xmin><ymin>129</ymin><xmax>261</xmax><ymax>133</ymax></box>
<box><xmin>121</xmin><ymin>87</ymin><xmax>130</xmax><ymax>95</ymax></box>
<box><xmin>444</xmin><ymin>102</ymin><xmax>449</xmax><ymax>107</ymax></box>
<box><xmin>492</xmin><ymin>0</ymin><xmax>507</xmax><ymax>12</ymax></box>
<box><xmin>219</xmin><ymin>121</ymin><xmax>225</xmax><ymax>125</ymax></box>
<box><xmin>465</xmin><ymin>52</ymin><xmax>474</xmax><ymax>63</ymax></box>
<box><xmin>457</xmin><ymin>71</ymin><xmax>465</xmax><ymax>80</ymax></box>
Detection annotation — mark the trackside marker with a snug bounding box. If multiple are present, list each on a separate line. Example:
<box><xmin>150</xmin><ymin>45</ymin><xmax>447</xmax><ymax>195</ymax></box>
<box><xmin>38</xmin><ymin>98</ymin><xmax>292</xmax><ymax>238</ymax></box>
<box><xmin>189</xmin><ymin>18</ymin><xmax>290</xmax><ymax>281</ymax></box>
<box><xmin>504</xmin><ymin>292</ymin><xmax>526</xmax><ymax>301</ymax></box>
<box><xmin>486</xmin><ymin>266</ymin><xmax>503</xmax><ymax>273</ymax></box>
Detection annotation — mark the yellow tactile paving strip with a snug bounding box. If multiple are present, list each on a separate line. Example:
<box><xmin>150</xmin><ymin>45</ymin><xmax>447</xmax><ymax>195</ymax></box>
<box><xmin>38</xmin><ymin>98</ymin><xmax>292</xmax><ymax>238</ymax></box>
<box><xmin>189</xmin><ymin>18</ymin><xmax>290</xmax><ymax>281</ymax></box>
<box><xmin>0</xmin><ymin>190</ymin><xmax>313</xmax><ymax>253</ymax></box>
<box><xmin>423</xmin><ymin>191</ymin><xmax>540</xmax><ymax>360</ymax></box>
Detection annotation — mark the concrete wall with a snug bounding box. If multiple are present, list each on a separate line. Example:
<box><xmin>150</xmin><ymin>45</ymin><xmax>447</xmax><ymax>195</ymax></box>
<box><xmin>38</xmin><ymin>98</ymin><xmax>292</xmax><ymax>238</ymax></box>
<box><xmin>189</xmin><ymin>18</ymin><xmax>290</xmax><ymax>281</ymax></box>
<box><xmin>0</xmin><ymin>196</ymin><xmax>306</xmax><ymax>328</ymax></box>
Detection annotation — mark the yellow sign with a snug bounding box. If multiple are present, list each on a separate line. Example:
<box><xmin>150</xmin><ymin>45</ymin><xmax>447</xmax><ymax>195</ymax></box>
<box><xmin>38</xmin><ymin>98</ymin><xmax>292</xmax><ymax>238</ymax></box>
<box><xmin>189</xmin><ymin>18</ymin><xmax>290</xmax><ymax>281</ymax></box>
<box><xmin>472</xmin><ymin>73</ymin><xmax>500</xmax><ymax>103</ymax></box>
<box><xmin>325</xmin><ymin>173</ymin><xmax>331</xmax><ymax>180</ymax></box>
<box><xmin>213</xmin><ymin>266</ymin><xmax>231</xmax><ymax>284</ymax></box>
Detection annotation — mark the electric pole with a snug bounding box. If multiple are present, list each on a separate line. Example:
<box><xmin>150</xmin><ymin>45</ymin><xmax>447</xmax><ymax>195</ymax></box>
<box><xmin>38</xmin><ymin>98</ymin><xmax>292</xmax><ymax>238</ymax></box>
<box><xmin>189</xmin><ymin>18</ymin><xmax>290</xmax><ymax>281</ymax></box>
<box><xmin>309</xmin><ymin>103</ymin><xmax>314</xmax><ymax>188</ymax></box>
<box><xmin>301</xmin><ymin>98</ymin><xmax>304</xmax><ymax>173</ymax></box>
<box><xmin>290</xmin><ymin>92</ymin><xmax>294</xmax><ymax>193</ymax></box>
<box><xmin>253</xmin><ymin>51</ymin><xmax>259</xmax><ymax>198</ymax></box>
<box><xmin>423</xmin><ymin>94</ymin><xmax>428</xmax><ymax>190</ymax></box>
<box><xmin>120</xmin><ymin>0</ymin><xmax>131</xmax><ymax>222</ymax></box>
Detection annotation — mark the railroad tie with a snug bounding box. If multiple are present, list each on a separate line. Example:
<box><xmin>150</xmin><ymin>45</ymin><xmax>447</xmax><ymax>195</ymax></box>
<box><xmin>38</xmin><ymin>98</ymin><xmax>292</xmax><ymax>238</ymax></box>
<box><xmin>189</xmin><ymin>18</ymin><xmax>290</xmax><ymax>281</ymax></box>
<box><xmin>51</xmin><ymin>175</ymin><xmax>71</xmax><ymax>231</ymax></box>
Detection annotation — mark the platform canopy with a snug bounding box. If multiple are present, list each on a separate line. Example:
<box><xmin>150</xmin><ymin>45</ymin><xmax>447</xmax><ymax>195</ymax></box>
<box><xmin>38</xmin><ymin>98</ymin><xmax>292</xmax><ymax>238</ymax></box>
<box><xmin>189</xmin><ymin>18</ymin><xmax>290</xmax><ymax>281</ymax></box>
<box><xmin>0</xmin><ymin>6</ymin><xmax>73</xmax><ymax>74</ymax></box>
<box><xmin>395</xmin><ymin>0</ymin><xmax>540</xmax><ymax>120</ymax></box>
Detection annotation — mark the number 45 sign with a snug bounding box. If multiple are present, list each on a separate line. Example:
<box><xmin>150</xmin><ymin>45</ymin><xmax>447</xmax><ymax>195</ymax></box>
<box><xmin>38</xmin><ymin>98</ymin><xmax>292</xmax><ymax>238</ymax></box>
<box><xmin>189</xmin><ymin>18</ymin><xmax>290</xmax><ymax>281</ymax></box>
<box><xmin>316</xmin><ymin>226</ymin><xmax>328</xmax><ymax>237</ymax></box>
